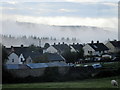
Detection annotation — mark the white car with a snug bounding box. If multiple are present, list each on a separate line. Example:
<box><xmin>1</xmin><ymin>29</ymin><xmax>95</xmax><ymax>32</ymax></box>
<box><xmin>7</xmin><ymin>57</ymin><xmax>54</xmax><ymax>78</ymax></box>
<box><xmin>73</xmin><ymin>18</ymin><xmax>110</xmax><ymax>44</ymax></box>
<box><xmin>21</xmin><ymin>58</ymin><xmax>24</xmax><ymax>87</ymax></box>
<box><xmin>92</xmin><ymin>64</ymin><xmax>102</xmax><ymax>69</ymax></box>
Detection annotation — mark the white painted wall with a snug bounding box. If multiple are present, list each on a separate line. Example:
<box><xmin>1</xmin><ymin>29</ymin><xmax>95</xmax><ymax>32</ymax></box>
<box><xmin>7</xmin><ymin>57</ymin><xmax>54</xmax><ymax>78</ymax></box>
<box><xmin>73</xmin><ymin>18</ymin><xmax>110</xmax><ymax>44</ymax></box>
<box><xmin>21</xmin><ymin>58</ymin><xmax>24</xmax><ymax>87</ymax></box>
<box><xmin>19</xmin><ymin>54</ymin><xmax>25</xmax><ymax>64</ymax></box>
<box><xmin>83</xmin><ymin>44</ymin><xmax>95</xmax><ymax>56</ymax></box>
<box><xmin>45</xmin><ymin>46</ymin><xmax>58</xmax><ymax>53</ymax></box>
<box><xmin>6</xmin><ymin>53</ymin><xmax>19</xmax><ymax>64</ymax></box>
<box><xmin>70</xmin><ymin>46</ymin><xmax>76</xmax><ymax>52</ymax></box>
<box><xmin>25</xmin><ymin>56</ymin><xmax>32</xmax><ymax>64</ymax></box>
<box><xmin>105</xmin><ymin>42</ymin><xmax>119</xmax><ymax>53</ymax></box>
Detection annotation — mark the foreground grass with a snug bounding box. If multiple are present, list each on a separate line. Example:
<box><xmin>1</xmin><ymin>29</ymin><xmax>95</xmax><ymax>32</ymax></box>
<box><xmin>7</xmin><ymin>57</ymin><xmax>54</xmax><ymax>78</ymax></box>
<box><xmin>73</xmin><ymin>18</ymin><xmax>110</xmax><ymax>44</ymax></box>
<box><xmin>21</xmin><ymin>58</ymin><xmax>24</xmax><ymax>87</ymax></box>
<box><xmin>3</xmin><ymin>76</ymin><xmax>120</xmax><ymax>88</ymax></box>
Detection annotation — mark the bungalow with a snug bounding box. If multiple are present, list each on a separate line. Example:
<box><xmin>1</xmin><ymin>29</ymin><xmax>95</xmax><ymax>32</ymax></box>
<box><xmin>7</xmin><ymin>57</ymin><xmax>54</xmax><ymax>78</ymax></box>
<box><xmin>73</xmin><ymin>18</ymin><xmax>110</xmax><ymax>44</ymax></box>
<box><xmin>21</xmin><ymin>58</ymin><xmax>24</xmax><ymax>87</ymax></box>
<box><xmin>83</xmin><ymin>41</ymin><xmax>109</xmax><ymax>56</ymax></box>
<box><xmin>44</xmin><ymin>42</ymin><xmax>71</xmax><ymax>54</ymax></box>
<box><xmin>105</xmin><ymin>40</ymin><xmax>120</xmax><ymax>53</ymax></box>
<box><xmin>70</xmin><ymin>43</ymin><xmax>83</xmax><ymax>52</ymax></box>
<box><xmin>6</xmin><ymin>45</ymin><xmax>42</xmax><ymax>64</ymax></box>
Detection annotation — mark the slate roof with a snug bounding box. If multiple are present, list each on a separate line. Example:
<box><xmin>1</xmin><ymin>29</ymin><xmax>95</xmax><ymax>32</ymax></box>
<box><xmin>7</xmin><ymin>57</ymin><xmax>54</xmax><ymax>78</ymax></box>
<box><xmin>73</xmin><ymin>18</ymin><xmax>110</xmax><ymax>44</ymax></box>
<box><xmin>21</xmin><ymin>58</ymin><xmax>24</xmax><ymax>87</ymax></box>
<box><xmin>110</xmin><ymin>41</ymin><xmax>120</xmax><ymax>48</ymax></box>
<box><xmin>46</xmin><ymin>53</ymin><xmax>65</xmax><ymax>61</ymax></box>
<box><xmin>52</xmin><ymin>43</ymin><xmax>71</xmax><ymax>53</ymax></box>
<box><xmin>6</xmin><ymin>46</ymin><xmax>43</xmax><ymax>60</ymax></box>
<box><xmin>70</xmin><ymin>43</ymin><xmax>83</xmax><ymax>51</ymax></box>
<box><xmin>88</xmin><ymin>43</ymin><xmax>109</xmax><ymax>51</ymax></box>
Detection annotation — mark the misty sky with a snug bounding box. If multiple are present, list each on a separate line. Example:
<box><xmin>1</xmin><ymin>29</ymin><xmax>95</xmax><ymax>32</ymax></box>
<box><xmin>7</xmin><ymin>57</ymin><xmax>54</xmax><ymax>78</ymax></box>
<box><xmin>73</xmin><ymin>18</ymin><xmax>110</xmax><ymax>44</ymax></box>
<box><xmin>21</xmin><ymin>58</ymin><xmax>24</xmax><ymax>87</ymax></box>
<box><xmin>0</xmin><ymin>0</ymin><xmax>119</xmax><ymax>42</ymax></box>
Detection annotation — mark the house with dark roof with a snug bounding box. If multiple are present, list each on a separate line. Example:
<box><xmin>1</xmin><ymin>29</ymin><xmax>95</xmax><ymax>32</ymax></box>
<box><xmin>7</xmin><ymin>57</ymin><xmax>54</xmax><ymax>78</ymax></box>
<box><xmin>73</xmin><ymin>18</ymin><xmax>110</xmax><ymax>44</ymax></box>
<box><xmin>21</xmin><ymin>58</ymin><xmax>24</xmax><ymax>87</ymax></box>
<box><xmin>44</xmin><ymin>42</ymin><xmax>71</xmax><ymax>54</ymax></box>
<box><xmin>83</xmin><ymin>41</ymin><xmax>109</xmax><ymax>56</ymax></box>
<box><xmin>105</xmin><ymin>40</ymin><xmax>120</xmax><ymax>53</ymax></box>
<box><xmin>6</xmin><ymin>45</ymin><xmax>43</xmax><ymax>64</ymax></box>
<box><xmin>70</xmin><ymin>43</ymin><xmax>83</xmax><ymax>52</ymax></box>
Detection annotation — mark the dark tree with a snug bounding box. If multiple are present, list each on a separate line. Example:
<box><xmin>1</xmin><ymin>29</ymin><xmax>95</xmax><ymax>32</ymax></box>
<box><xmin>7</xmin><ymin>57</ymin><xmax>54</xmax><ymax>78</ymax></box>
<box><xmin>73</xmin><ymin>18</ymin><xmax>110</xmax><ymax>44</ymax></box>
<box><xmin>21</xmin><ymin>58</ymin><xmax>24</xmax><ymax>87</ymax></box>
<box><xmin>44</xmin><ymin>43</ymin><xmax>50</xmax><ymax>49</ymax></box>
<box><xmin>62</xmin><ymin>51</ymin><xmax>78</xmax><ymax>63</ymax></box>
<box><xmin>77</xmin><ymin>48</ymin><xmax>84</xmax><ymax>59</ymax></box>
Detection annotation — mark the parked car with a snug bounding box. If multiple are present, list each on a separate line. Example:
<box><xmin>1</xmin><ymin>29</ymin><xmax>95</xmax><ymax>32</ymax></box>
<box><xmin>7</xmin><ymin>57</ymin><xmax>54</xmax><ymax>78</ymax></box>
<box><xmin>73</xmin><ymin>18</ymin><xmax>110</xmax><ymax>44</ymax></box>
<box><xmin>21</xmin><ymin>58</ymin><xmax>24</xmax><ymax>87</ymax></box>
<box><xmin>92</xmin><ymin>63</ymin><xmax>102</xmax><ymax>69</ymax></box>
<box><xmin>112</xmin><ymin>57</ymin><xmax>120</xmax><ymax>61</ymax></box>
<box><xmin>84</xmin><ymin>65</ymin><xmax>88</xmax><ymax>67</ymax></box>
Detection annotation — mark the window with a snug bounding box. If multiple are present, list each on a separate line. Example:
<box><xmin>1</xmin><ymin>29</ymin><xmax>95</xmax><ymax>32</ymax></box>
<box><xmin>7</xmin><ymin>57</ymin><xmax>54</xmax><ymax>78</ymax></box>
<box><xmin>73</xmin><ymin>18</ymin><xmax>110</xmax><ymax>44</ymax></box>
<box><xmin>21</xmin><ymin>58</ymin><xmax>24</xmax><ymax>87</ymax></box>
<box><xmin>12</xmin><ymin>59</ymin><xmax>14</xmax><ymax>62</ymax></box>
<box><xmin>21</xmin><ymin>58</ymin><xmax>23</xmax><ymax>62</ymax></box>
<box><xmin>88</xmin><ymin>51</ymin><xmax>92</xmax><ymax>54</ymax></box>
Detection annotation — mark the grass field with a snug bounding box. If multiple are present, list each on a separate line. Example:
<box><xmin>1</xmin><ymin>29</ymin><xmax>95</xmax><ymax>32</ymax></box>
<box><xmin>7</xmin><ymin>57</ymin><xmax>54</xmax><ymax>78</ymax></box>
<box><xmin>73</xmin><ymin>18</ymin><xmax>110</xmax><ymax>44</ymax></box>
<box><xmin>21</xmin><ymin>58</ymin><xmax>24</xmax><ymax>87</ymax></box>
<box><xmin>3</xmin><ymin>76</ymin><xmax>120</xmax><ymax>88</ymax></box>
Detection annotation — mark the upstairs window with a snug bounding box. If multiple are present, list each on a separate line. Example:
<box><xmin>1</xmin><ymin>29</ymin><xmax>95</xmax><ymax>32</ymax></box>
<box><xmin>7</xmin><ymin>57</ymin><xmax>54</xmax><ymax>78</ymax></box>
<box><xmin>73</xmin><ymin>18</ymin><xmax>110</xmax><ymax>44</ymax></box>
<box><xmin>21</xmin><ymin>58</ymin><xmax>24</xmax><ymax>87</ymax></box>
<box><xmin>12</xmin><ymin>59</ymin><xmax>14</xmax><ymax>62</ymax></box>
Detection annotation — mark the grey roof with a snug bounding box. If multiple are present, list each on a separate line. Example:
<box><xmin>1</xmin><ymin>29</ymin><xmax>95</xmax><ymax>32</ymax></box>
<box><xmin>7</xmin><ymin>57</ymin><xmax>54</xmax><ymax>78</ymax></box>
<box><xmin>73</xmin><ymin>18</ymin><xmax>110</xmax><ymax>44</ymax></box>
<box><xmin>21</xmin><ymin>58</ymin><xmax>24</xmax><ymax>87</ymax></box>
<box><xmin>110</xmin><ymin>41</ymin><xmax>120</xmax><ymax>48</ymax></box>
<box><xmin>70</xmin><ymin>43</ymin><xmax>83</xmax><ymax>51</ymax></box>
<box><xmin>6</xmin><ymin>46</ymin><xmax>43</xmax><ymax>60</ymax></box>
<box><xmin>46</xmin><ymin>53</ymin><xmax>65</xmax><ymax>61</ymax></box>
<box><xmin>52</xmin><ymin>44</ymin><xmax>71</xmax><ymax>53</ymax></box>
<box><xmin>88</xmin><ymin>43</ymin><xmax>109</xmax><ymax>51</ymax></box>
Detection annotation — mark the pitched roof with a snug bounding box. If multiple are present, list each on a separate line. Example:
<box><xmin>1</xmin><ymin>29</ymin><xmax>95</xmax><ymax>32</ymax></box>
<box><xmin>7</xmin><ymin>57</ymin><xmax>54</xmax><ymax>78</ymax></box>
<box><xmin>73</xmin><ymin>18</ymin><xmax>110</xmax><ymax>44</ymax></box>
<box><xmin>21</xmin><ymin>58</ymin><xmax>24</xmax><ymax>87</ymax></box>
<box><xmin>70</xmin><ymin>43</ymin><xmax>83</xmax><ymax>51</ymax></box>
<box><xmin>88</xmin><ymin>43</ymin><xmax>109</xmax><ymax>51</ymax></box>
<box><xmin>110</xmin><ymin>41</ymin><xmax>120</xmax><ymax>48</ymax></box>
<box><xmin>6</xmin><ymin>46</ymin><xmax>43</xmax><ymax>59</ymax></box>
<box><xmin>46</xmin><ymin>53</ymin><xmax>65</xmax><ymax>61</ymax></box>
<box><xmin>52</xmin><ymin>43</ymin><xmax>71</xmax><ymax>53</ymax></box>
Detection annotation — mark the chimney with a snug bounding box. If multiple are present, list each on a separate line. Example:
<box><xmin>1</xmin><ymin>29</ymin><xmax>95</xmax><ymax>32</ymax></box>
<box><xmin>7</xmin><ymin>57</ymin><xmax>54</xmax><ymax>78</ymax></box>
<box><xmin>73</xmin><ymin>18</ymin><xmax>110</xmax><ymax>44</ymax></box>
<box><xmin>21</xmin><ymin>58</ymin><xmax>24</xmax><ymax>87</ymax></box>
<box><xmin>3</xmin><ymin>46</ymin><xmax>6</xmax><ymax>48</ymax></box>
<box><xmin>114</xmin><ymin>39</ymin><xmax>117</xmax><ymax>42</ymax></box>
<box><xmin>63</xmin><ymin>42</ymin><xmax>64</xmax><ymax>44</ymax></box>
<box><xmin>91</xmin><ymin>40</ymin><xmax>94</xmax><ymax>44</ymax></box>
<box><xmin>11</xmin><ymin>46</ymin><xmax>14</xmax><ymax>52</ymax></box>
<box><xmin>21</xmin><ymin>44</ymin><xmax>24</xmax><ymax>48</ymax></box>
<box><xmin>11</xmin><ymin>46</ymin><xmax>13</xmax><ymax>48</ymax></box>
<box><xmin>97</xmin><ymin>41</ymin><xmax>99</xmax><ymax>44</ymax></box>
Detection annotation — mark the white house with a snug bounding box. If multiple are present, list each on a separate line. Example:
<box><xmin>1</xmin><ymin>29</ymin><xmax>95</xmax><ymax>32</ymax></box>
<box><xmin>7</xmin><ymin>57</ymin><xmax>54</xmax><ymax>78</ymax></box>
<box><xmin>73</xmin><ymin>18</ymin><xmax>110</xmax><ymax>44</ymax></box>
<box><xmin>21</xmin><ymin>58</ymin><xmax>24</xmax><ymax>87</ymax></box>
<box><xmin>6</xmin><ymin>52</ymin><xmax>22</xmax><ymax>64</ymax></box>
<box><xmin>44</xmin><ymin>43</ymin><xmax>71</xmax><ymax>54</ymax></box>
<box><xmin>44</xmin><ymin>45</ymin><xmax>58</xmax><ymax>53</ymax></box>
<box><xmin>83</xmin><ymin>41</ymin><xmax>109</xmax><ymax>56</ymax></box>
<box><xmin>105</xmin><ymin>40</ymin><xmax>120</xmax><ymax>53</ymax></box>
<box><xmin>18</xmin><ymin>54</ymin><xmax>25</xmax><ymax>64</ymax></box>
<box><xmin>6</xmin><ymin>45</ymin><xmax>33</xmax><ymax>64</ymax></box>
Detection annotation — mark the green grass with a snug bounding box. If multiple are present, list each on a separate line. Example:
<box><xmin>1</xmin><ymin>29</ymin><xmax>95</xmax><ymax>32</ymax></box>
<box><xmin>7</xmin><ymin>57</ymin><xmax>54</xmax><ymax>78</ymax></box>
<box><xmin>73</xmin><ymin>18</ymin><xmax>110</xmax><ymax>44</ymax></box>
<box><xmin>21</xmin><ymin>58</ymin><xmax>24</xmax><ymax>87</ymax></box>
<box><xmin>2</xmin><ymin>76</ymin><xmax>120</xmax><ymax>88</ymax></box>
<box><xmin>101</xmin><ymin>62</ymin><xmax>120</xmax><ymax>69</ymax></box>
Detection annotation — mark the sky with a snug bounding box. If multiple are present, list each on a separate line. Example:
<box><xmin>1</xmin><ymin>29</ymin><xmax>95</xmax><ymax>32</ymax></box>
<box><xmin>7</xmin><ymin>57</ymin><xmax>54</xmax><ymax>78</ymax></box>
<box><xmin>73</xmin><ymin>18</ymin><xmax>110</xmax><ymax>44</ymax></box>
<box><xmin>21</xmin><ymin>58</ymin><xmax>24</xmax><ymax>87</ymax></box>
<box><xmin>0</xmin><ymin>0</ymin><xmax>119</xmax><ymax>41</ymax></box>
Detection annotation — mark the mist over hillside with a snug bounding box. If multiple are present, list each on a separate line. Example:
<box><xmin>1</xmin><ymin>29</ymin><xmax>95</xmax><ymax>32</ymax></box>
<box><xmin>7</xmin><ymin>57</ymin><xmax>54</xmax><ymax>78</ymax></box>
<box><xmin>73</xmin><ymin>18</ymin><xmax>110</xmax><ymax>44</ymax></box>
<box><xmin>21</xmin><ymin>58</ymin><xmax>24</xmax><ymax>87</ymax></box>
<box><xmin>1</xmin><ymin>20</ymin><xmax>117</xmax><ymax>47</ymax></box>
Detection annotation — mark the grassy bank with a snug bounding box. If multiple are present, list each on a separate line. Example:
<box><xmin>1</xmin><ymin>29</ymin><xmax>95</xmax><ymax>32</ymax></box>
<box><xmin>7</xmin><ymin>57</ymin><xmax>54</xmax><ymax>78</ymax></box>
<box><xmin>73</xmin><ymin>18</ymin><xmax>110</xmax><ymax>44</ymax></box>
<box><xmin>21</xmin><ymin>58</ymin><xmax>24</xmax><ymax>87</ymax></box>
<box><xmin>3</xmin><ymin>76</ymin><xmax>120</xmax><ymax>88</ymax></box>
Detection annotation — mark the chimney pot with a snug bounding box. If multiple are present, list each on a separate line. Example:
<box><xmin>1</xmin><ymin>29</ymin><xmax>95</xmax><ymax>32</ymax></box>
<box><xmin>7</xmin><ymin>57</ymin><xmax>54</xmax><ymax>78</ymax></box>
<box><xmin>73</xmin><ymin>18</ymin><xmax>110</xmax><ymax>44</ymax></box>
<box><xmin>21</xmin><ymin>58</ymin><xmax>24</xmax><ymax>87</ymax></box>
<box><xmin>91</xmin><ymin>40</ymin><xmax>94</xmax><ymax>44</ymax></box>
<box><xmin>21</xmin><ymin>44</ymin><xmax>24</xmax><ymax>47</ymax></box>
<box><xmin>97</xmin><ymin>41</ymin><xmax>99</xmax><ymax>44</ymax></box>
